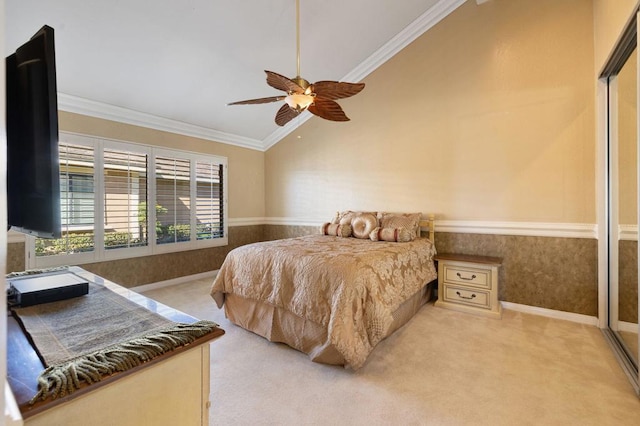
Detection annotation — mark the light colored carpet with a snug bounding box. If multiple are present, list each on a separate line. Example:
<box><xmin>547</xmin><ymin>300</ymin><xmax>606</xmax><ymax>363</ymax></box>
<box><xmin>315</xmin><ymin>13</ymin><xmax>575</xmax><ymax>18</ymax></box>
<box><xmin>142</xmin><ymin>279</ymin><xmax>640</xmax><ymax>425</ymax></box>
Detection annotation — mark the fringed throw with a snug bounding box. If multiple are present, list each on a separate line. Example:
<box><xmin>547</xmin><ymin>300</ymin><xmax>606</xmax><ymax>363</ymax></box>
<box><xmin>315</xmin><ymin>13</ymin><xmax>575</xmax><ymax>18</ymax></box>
<box><xmin>30</xmin><ymin>320</ymin><xmax>219</xmax><ymax>404</ymax></box>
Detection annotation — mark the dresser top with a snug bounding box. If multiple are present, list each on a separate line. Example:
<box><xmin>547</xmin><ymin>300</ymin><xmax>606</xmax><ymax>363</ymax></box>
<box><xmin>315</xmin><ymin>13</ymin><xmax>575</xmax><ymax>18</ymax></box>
<box><xmin>435</xmin><ymin>253</ymin><xmax>503</xmax><ymax>265</ymax></box>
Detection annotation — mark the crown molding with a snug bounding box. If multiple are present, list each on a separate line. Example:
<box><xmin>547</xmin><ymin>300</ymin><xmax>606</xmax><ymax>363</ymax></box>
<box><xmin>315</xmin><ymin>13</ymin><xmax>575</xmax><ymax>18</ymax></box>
<box><xmin>262</xmin><ymin>0</ymin><xmax>466</xmax><ymax>151</ymax></box>
<box><xmin>53</xmin><ymin>0</ymin><xmax>465</xmax><ymax>153</ymax></box>
<box><xmin>57</xmin><ymin>93</ymin><xmax>265</xmax><ymax>151</ymax></box>
<box><xmin>343</xmin><ymin>0</ymin><xmax>466</xmax><ymax>83</ymax></box>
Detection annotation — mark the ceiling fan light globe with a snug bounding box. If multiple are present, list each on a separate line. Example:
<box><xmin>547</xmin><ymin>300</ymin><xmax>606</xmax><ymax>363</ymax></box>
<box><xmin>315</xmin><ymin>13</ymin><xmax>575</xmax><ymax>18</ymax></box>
<box><xmin>285</xmin><ymin>93</ymin><xmax>314</xmax><ymax>111</ymax></box>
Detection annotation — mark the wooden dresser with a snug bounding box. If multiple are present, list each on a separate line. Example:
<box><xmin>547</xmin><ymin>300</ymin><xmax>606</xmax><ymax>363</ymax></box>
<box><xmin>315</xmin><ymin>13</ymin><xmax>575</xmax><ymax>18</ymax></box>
<box><xmin>434</xmin><ymin>253</ymin><xmax>503</xmax><ymax>319</ymax></box>
<box><xmin>7</xmin><ymin>266</ymin><xmax>224</xmax><ymax>426</ymax></box>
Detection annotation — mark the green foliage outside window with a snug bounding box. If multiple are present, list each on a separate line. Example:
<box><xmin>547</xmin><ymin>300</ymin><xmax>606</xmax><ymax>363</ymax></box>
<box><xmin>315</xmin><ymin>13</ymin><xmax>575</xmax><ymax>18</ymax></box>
<box><xmin>35</xmin><ymin>232</ymin><xmax>137</xmax><ymax>255</ymax></box>
<box><xmin>138</xmin><ymin>202</ymin><xmax>168</xmax><ymax>239</ymax></box>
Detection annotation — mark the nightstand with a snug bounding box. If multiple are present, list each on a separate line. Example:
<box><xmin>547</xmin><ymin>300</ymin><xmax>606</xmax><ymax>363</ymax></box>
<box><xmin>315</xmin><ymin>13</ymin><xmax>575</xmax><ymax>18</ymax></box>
<box><xmin>434</xmin><ymin>253</ymin><xmax>502</xmax><ymax>319</ymax></box>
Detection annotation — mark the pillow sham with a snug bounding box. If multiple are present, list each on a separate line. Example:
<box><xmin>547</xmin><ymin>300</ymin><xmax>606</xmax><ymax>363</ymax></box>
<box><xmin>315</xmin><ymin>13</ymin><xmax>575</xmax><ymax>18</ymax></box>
<box><xmin>369</xmin><ymin>227</ymin><xmax>413</xmax><ymax>242</ymax></box>
<box><xmin>379</xmin><ymin>212</ymin><xmax>421</xmax><ymax>239</ymax></box>
<box><xmin>320</xmin><ymin>222</ymin><xmax>352</xmax><ymax>238</ymax></box>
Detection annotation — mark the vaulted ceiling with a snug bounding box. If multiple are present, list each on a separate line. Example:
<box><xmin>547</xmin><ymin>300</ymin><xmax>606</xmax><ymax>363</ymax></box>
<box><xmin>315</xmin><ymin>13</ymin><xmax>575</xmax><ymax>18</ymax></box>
<box><xmin>6</xmin><ymin>0</ymin><xmax>466</xmax><ymax>150</ymax></box>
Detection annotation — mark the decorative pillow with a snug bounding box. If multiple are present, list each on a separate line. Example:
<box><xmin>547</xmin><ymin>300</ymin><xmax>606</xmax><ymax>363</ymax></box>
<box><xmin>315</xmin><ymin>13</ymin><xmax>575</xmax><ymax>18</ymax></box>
<box><xmin>379</xmin><ymin>212</ymin><xmax>421</xmax><ymax>239</ymax></box>
<box><xmin>332</xmin><ymin>210</ymin><xmax>379</xmax><ymax>239</ymax></box>
<box><xmin>331</xmin><ymin>210</ymin><xmax>347</xmax><ymax>224</ymax></box>
<box><xmin>320</xmin><ymin>222</ymin><xmax>352</xmax><ymax>238</ymax></box>
<box><xmin>350</xmin><ymin>213</ymin><xmax>378</xmax><ymax>239</ymax></box>
<box><xmin>333</xmin><ymin>210</ymin><xmax>355</xmax><ymax>225</ymax></box>
<box><xmin>369</xmin><ymin>227</ymin><xmax>413</xmax><ymax>242</ymax></box>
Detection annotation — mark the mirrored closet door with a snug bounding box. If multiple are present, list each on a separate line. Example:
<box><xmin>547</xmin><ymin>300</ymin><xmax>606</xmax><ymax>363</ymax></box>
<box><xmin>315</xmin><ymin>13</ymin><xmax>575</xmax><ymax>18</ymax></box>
<box><xmin>603</xmin><ymin>10</ymin><xmax>640</xmax><ymax>395</ymax></box>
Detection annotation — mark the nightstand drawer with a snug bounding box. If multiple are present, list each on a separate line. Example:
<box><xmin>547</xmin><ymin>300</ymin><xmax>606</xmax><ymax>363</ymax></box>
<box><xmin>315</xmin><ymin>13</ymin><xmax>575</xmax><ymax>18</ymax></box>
<box><xmin>443</xmin><ymin>265</ymin><xmax>491</xmax><ymax>289</ymax></box>
<box><xmin>443</xmin><ymin>284</ymin><xmax>491</xmax><ymax>309</ymax></box>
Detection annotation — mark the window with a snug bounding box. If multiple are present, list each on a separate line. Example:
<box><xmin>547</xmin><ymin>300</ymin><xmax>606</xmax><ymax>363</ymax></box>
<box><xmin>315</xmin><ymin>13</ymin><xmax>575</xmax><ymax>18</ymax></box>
<box><xmin>104</xmin><ymin>147</ymin><xmax>148</xmax><ymax>250</ymax></box>
<box><xmin>30</xmin><ymin>133</ymin><xmax>228</xmax><ymax>268</ymax></box>
<box><xmin>37</xmin><ymin>140</ymin><xmax>96</xmax><ymax>258</ymax></box>
<box><xmin>61</xmin><ymin>173</ymin><xmax>94</xmax><ymax>227</ymax></box>
<box><xmin>155</xmin><ymin>156</ymin><xmax>191</xmax><ymax>245</ymax></box>
<box><xmin>196</xmin><ymin>161</ymin><xmax>224</xmax><ymax>240</ymax></box>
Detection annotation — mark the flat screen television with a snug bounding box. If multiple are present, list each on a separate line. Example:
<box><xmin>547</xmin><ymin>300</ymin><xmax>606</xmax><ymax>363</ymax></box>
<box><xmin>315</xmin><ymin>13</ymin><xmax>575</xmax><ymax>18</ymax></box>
<box><xmin>6</xmin><ymin>25</ymin><xmax>61</xmax><ymax>239</ymax></box>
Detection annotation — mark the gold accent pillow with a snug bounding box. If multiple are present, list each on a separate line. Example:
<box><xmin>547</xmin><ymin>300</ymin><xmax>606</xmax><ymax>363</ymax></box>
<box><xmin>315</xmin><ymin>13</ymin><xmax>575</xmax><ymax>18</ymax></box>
<box><xmin>379</xmin><ymin>212</ymin><xmax>421</xmax><ymax>239</ymax></box>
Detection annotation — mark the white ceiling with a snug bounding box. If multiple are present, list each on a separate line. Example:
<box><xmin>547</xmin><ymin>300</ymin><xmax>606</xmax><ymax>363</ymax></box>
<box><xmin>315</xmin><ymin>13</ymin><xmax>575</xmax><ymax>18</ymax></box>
<box><xmin>6</xmin><ymin>0</ymin><xmax>465</xmax><ymax>150</ymax></box>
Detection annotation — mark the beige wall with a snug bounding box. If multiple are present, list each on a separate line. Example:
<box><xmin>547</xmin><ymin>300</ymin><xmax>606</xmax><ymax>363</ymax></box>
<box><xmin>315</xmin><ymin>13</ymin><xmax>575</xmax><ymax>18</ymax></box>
<box><xmin>594</xmin><ymin>0</ymin><xmax>639</xmax><ymax>74</ymax></box>
<box><xmin>60</xmin><ymin>111</ymin><xmax>265</xmax><ymax>220</ymax></box>
<box><xmin>265</xmin><ymin>0</ymin><xmax>596</xmax><ymax>224</ymax></box>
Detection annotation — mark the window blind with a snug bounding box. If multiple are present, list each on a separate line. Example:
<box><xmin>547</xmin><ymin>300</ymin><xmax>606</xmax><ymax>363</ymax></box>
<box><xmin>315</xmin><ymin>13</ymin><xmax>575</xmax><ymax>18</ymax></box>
<box><xmin>155</xmin><ymin>156</ymin><xmax>191</xmax><ymax>244</ymax></box>
<box><xmin>196</xmin><ymin>161</ymin><xmax>224</xmax><ymax>240</ymax></box>
<box><xmin>36</xmin><ymin>142</ymin><xmax>95</xmax><ymax>257</ymax></box>
<box><xmin>104</xmin><ymin>148</ymin><xmax>148</xmax><ymax>250</ymax></box>
<box><xmin>32</xmin><ymin>133</ymin><xmax>228</xmax><ymax>268</ymax></box>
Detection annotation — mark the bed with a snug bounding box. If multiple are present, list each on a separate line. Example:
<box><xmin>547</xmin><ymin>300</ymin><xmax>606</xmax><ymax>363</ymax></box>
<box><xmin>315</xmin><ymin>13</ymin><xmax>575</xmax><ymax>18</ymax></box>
<box><xmin>210</xmin><ymin>211</ymin><xmax>437</xmax><ymax>369</ymax></box>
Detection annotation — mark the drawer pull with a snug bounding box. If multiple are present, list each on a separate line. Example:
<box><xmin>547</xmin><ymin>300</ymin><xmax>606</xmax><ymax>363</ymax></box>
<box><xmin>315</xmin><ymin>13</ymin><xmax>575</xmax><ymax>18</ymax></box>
<box><xmin>456</xmin><ymin>272</ymin><xmax>477</xmax><ymax>281</ymax></box>
<box><xmin>456</xmin><ymin>291</ymin><xmax>476</xmax><ymax>300</ymax></box>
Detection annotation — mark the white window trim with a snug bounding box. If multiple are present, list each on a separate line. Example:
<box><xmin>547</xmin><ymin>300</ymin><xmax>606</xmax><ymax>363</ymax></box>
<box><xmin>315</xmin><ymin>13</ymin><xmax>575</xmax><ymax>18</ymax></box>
<box><xmin>26</xmin><ymin>132</ymin><xmax>228</xmax><ymax>269</ymax></box>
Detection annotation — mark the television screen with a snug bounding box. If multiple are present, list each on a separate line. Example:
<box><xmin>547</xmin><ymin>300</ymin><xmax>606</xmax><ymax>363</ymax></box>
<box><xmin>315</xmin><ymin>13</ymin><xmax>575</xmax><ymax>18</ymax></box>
<box><xmin>6</xmin><ymin>25</ymin><xmax>61</xmax><ymax>239</ymax></box>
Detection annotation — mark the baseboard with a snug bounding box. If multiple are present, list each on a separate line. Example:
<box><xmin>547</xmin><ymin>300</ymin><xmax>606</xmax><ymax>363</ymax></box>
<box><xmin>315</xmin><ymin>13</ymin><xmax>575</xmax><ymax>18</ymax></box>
<box><xmin>501</xmin><ymin>301</ymin><xmax>599</xmax><ymax>326</ymax></box>
<box><xmin>131</xmin><ymin>270</ymin><xmax>218</xmax><ymax>293</ymax></box>
<box><xmin>618</xmin><ymin>320</ymin><xmax>639</xmax><ymax>333</ymax></box>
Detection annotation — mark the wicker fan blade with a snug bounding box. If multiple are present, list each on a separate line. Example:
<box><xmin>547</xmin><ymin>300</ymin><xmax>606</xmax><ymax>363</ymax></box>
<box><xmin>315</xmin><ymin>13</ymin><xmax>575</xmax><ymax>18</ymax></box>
<box><xmin>308</xmin><ymin>98</ymin><xmax>349</xmax><ymax>122</ymax></box>
<box><xmin>275</xmin><ymin>103</ymin><xmax>300</xmax><ymax>126</ymax></box>
<box><xmin>228</xmin><ymin>96</ymin><xmax>285</xmax><ymax>106</ymax></box>
<box><xmin>265</xmin><ymin>70</ymin><xmax>304</xmax><ymax>94</ymax></box>
<box><xmin>312</xmin><ymin>81</ymin><xmax>365</xmax><ymax>100</ymax></box>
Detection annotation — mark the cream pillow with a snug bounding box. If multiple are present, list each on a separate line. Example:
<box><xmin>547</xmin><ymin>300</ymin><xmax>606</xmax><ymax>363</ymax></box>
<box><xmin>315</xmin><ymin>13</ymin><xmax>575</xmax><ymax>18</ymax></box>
<box><xmin>379</xmin><ymin>212</ymin><xmax>421</xmax><ymax>239</ymax></box>
<box><xmin>350</xmin><ymin>213</ymin><xmax>378</xmax><ymax>239</ymax></box>
<box><xmin>369</xmin><ymin>227</ymin><xmax>413</xmax><ymax>242</ymax></box>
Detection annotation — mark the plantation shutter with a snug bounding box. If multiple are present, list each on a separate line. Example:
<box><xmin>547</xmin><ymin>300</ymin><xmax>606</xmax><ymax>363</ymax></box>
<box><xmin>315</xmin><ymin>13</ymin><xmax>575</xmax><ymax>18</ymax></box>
<box><xmin>103</xmin><ymin>148</ymin><xmax>148</xmax><ymax>250</ymax></box>
<box><xmin>155</xmin><ymin>156</ymin><xmax>191</xmax><ymax>244</ymax></box>
<box><xmin>32</xmin><ymin>132</ymin><xmax>227</xmax><ymax>269</ymax></box>
<box><xmin>196</xmin><ymin>161</ymin><xmax>224</xmax><ymax>239</ymax></box>
<box><xmin>36</xmin><ymin>142</ymin><xmax>95</xmax><ymax>257</ymax></box>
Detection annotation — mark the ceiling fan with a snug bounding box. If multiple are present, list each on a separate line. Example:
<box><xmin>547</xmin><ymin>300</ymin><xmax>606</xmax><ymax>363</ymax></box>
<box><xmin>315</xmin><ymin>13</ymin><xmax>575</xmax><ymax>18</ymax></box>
<box><xmin>228</xmin><ymin>0</ymin><xmax>365</xmax><ymax>127</ymax></box>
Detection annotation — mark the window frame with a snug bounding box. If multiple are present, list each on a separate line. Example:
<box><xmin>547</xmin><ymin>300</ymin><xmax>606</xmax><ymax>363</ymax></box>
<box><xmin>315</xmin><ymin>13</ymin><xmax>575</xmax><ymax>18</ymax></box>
<box><xmin>27</xmin><ymin>132</ymin><xmax>228</xmax><ymax>269</ymax></box>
